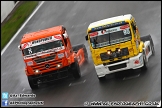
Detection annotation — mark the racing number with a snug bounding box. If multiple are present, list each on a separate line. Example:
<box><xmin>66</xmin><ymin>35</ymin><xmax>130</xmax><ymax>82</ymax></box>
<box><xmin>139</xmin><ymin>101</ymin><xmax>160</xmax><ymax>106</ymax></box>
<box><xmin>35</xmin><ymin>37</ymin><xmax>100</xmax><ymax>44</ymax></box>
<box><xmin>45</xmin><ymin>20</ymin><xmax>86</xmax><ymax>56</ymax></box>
<box><xmin>123</xmin><ymin>29</ymin><xmax>130</xmax><ymax>35</ymax></box>
<box><xmin>28</xmin><ymin>48</ymin><xmax>32</xmax><ymax>54</ymax></box>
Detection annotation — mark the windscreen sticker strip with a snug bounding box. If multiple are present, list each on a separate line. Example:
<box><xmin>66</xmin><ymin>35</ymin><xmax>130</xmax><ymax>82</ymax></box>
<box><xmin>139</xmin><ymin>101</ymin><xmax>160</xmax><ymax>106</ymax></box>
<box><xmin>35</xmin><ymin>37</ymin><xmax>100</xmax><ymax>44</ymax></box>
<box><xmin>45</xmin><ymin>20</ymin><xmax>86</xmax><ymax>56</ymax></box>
<box><xmin>89</xmin><ymin>24</ymin><xmax>130</xmax><ymax>38</ymax></box>
<box><xmin>23</xmin><ymin>46</ymin><xmax>65</xmax><ymax>59</ymax></box>
<box><xmin>21</xmin><ymin>35</ymin><xmax>62</xmax><ymax>50</ymax></box>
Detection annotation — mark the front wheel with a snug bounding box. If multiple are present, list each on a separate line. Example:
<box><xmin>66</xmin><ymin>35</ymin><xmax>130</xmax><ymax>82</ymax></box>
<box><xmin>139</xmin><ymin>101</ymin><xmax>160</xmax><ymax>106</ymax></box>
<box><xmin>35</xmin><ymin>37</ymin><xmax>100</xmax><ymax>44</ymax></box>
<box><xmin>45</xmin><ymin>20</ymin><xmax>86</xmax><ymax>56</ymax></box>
<box><xmin>141</xmin><ymin>52</ymin><xmax>148</xmax><ymax>71</ymax></box>
<box><xmin>98</xmin><ymin>75</ymin><xmax>106</xmax><ymax>82</ymax></box>
<box><xmin>151</xmin><ymin>43</ymin><xmax>155</xmax><ymax>56</ymax></box>
<box><xmin>71</xmin><ymin>59</ymin><xmax>81</xmax><ymax>79</ymax></box>
<box><xmin>28</xmin><ymin>76</ymin><xmax>38</xmax><ymax>90</ymax></box>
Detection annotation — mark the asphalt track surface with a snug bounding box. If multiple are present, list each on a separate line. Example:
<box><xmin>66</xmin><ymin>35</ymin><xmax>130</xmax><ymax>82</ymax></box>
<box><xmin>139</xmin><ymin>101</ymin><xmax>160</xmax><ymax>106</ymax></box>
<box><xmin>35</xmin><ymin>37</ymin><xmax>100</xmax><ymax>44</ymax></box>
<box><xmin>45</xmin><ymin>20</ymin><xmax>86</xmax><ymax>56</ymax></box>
<box><xmin>1</xmin><ymin>1</ymin><xmax>161</xmax><ymax>107</ymax></box>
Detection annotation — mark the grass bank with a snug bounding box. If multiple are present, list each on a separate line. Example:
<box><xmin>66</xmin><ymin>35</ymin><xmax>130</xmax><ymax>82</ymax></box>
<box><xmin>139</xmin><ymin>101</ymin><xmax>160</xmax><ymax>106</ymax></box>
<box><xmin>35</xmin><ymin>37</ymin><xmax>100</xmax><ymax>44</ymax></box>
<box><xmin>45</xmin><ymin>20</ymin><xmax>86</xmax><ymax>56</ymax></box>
<box><xmin>1</xmin><ymin>1</ymin><xmax>39</xmax><ymax>50</ymax></box>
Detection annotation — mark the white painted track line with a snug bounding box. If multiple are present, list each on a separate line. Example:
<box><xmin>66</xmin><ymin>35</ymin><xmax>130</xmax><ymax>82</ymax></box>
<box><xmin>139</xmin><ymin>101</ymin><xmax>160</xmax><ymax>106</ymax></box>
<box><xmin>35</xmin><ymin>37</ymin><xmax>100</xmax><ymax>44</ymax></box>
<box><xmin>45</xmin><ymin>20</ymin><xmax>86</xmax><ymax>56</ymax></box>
<box><xmin>1</xmin><ymin>1</ymin><xmax>45</xmax><ymax>56</ymax></box>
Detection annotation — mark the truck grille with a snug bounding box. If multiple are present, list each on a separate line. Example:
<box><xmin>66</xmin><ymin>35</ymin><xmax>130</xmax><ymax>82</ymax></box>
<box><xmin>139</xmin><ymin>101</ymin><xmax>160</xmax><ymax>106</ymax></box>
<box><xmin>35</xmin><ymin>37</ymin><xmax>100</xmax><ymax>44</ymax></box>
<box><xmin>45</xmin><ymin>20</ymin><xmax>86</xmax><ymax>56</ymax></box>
<box><xmin>31</xmin><ymin>60</ymin><xmax>62</xmax><ymax>71</ymax></box>
<box><xmin>34</xmin><ymin>55</ymin><xmax>56</xmax><ymax>64</ymax></box>
<box><xmin>108</xmin><ymin>63</ymin><xmax>127</xmax><ymax>71</ymax></box>
<box><xmin>100</xmin><ymin>47</ymin><xmax>129</xmax><ymax>61</ymax></box>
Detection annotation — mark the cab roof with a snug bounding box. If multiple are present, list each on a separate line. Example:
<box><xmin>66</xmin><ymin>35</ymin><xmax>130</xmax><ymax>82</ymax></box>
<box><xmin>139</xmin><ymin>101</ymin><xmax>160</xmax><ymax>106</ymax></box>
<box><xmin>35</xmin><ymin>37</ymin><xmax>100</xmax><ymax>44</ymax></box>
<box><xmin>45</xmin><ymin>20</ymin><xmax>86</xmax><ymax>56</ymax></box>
<box><xmin>88</xmin><ymin>14</ymin><xmax>132</xmax><ymax>29</ymax></box>
<box><xmin>21</xmin><ymin>25</ymin><xmax>63</xmax><ymax>44</ymax></box>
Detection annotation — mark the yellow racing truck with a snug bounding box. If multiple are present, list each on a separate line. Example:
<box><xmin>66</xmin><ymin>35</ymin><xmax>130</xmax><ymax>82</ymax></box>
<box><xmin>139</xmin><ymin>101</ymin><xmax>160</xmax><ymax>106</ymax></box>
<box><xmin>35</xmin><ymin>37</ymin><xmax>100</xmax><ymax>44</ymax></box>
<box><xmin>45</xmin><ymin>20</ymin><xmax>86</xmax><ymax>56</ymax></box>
<box><xmin>85</xmin><ymin>14</ymin><xmax>155</xmax><ymax>81</ymax></box>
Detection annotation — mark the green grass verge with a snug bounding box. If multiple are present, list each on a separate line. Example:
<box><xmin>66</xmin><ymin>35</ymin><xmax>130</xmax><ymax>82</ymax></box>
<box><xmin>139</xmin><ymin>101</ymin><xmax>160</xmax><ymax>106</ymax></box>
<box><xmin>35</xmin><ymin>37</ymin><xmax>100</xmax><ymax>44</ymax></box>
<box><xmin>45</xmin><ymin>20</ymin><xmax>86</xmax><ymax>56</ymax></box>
<box><xmin>1</xmin><ymin>1</ymin><xmax>39</xmax><ymax>50</ymax></box>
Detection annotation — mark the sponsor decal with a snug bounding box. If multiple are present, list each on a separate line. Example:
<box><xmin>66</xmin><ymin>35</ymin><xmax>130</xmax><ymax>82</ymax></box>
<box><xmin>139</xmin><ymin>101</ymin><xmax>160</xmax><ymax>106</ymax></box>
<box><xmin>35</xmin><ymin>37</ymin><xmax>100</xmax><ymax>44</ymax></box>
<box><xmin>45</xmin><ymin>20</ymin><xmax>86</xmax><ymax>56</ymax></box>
<box><xmin>90</xmin><ymin>26</ymin><xmax>119</xmax><ymax>38</ymax></box>
<box><xmin>89</xmin><ymin>23</ymin><xmax>131</xmax><ymax>38</ymax></box>
<box><xmin>32</xmin><ymin>36</ymin><xmax>53</xmax><ymax>45</ymax></box>
<box><xmin>89</xmin><ymin>32</ymin><xmax>98</xmax><ymax>37</ymax></box>
<box><xmin>21</xmin><ymin>35</ymin><xmax>62</xmax><ymax>49</ymax></box>
<box><xmin>101</xmin><ymin>29</ymin><xmax>106</xmax><ymax>34</ymax></box>
<box><xmin>21</xmin><ymin>42</ymin><xmax>32</xmax><ymax>50</ymax></box>
<box><xmin>54</xmin><ymin>35</ymin><xmax>62</xmax><ymax>40</ymax></box>
<box><xmin>91</xmin><ymin>21</ymin><xmax>126</xmax><ymax>32</ymax></box>
<box><xmin>22</xmin><ymin>43</ymin><xmax>28</xmax><ymax>50</ymax></box>
<box><xmin>104</xmin><ymin>28</ymin><xmax>117</xmax><ymax>34</ymax></box>
<box><xmin>27</xmin><ymin>61</ymin><xmax>33</xmax><ymax>66</ymax></box>
<box><xmin>120</xmin><ymin>24</ymin><xmax>129</xmax><ymax>30</ymax></box>
<box><xmin>58</xmin><ymin>53</ymin><xmax>64</xmax><ymax>58</ymax></box>
<box><xmin>23</xmin><ymin>46</ymin><xmax>65</xmax><ymax>59</ymax></box>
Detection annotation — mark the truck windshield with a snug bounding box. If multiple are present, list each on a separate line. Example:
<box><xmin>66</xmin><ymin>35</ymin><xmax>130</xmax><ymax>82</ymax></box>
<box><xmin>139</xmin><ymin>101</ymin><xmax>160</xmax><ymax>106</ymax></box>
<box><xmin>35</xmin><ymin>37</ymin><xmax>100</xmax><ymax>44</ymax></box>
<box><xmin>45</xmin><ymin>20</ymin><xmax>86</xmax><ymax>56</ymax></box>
<box><xmin>89</xmin><ymin>24</ymin><xmax>132</xmax><ymax>48</ymax></box>
<box><xmin>22</xmin><ymin>40</ymin><xmax>64</xmax><ymax>56</ymax></box>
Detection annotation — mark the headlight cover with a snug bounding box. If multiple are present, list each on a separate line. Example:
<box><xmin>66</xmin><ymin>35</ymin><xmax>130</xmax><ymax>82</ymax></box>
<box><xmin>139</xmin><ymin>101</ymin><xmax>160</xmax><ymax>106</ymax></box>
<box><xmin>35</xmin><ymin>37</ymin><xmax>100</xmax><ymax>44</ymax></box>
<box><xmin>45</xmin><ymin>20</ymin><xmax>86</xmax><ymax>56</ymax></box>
<box><xmin>57</xmin><ymin>53</ymin><xmax>64</xmax><ymax>58</ymax></box>
<box><xmin>27</xmin><ymin>61</ymin><xmax>33</xmax><ymax>66</ymax></box>
<box><xmin>34</xmin><ymin>69</ymin><xmax>40</xmax><ymax>73</ymax></box>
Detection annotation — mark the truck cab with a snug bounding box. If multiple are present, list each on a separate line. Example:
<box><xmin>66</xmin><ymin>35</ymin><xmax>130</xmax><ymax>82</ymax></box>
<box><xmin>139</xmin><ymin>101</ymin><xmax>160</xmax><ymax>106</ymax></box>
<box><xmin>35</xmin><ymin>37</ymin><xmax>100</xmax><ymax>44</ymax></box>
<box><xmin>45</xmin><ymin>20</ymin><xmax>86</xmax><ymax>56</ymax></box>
<box><xmin>85</xmin><ymin>14</ymin><xmax>155</xmax><ymax>81</ymax></box>
<box><xmin>18</xmin><ymin>25</ymin><xmax>88</xmax><ymax>89</ymax></box>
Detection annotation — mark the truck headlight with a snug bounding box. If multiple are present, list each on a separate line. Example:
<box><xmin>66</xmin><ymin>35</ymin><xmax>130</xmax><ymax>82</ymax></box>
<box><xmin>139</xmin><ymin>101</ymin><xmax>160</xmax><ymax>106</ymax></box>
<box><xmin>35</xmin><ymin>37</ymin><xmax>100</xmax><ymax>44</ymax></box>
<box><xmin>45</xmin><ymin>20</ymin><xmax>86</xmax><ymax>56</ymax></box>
<box><xmin>118</xmin><ymin>48</ymin><xmax>121</xmax><ymax>52</ymax></box>
<box><xmin>58</xmin><ymin>53</ymin><xmax>64</xmax><ymax>58</ymax></box>
<box><xmin>116</xmin><ymin>48</ymin><xmax>122</xmax><ymax>58</ymax></box>
<box><xmin>35</xmin><ymin>69</ymin><xmax>40</xmax><ymax>73</ymax></box>
<box><xmin>107</xmin><ymin>50</ymin><xmax>112</xmax><ymax>55</ymax></box>
<box><xmin>56</xmin><ymin>64</ymin><xmax>62</xmax><ymax>68</ymax></box>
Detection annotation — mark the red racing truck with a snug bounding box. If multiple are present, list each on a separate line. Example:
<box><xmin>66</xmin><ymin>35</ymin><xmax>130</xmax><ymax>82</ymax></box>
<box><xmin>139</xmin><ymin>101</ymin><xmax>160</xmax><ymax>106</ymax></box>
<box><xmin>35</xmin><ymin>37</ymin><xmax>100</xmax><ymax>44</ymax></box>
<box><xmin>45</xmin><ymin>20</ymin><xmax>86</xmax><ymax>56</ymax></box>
<box><xmin>18</xmin><ymin>25</ymin><xmax>88</xmax><ymax>90</ymax></box>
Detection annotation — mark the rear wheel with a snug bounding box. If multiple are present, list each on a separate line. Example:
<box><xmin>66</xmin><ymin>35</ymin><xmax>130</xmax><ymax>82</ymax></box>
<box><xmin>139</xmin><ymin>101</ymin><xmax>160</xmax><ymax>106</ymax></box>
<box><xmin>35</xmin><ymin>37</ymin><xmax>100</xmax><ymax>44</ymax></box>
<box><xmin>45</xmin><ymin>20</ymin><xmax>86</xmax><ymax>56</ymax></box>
<box><xmin>28</xmin><ymin>76</ymin><xmax>38</xmax><ymax>90</ymax></box>
<box><xmin>71</xmin><ymin>59</ymin><xmax>81</xmax><ymax>79</ymax></box>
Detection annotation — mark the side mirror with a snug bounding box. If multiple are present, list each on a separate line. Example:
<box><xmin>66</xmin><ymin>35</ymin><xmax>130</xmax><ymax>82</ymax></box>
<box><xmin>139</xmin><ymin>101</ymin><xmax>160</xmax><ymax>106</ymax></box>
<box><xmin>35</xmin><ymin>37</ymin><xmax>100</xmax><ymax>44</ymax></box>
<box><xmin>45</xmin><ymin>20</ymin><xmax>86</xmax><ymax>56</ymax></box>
<box><xmin>18</xmin><ymin>45</ymin><xmax>21</xmax><ymax>51</ymax></box>
<box><xmin>63</xmin><ymin>31</ymin><xmax>68</xmax><ymax>38</ymax></box>
<box><xmin>85</xmin><ymin>35</ymin><xmax>88</xmax><ymax>41</ymax></box>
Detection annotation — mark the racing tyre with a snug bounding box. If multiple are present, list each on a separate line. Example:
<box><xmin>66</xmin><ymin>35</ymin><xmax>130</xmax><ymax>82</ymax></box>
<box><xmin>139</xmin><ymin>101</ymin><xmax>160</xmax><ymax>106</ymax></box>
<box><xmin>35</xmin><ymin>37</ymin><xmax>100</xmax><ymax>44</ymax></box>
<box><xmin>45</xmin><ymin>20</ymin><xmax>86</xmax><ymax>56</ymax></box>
<box><xmin>28</xmin><ymin>76</ymin><xmax>38</xmax><ymax>90</ymax></box>
<box><xmin>141</xmin><ymin>51</ymin><xmax>148</xmax><ymax>71</ymax></box>
<box><xmin>72</xmin><ymin>44</ymin><xmax>88</xmax><ymax>63</ymax></box>
<box><xmin>71</xmin><ymin>59</ymin><xmax>81</xmax><ymax>79</ymax></box>
<box><xmin>141</xmin><ymin>34</ymin><xmax>155</xmax><ymax>56</ymax></box>
<box><xmin>98</xmin><ymin>75</ymin><xmax>106</xmax><ymax>82</ymax></box>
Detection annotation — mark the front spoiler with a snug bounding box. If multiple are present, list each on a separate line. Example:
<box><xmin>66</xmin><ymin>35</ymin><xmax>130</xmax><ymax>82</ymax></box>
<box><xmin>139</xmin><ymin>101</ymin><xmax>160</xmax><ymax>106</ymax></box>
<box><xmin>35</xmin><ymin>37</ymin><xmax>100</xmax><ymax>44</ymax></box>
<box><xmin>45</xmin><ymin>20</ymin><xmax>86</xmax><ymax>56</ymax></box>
<box><xmin>30</xmin><ymin>66</ymin><xmax>71</xmax><ymax>85</ymax></box>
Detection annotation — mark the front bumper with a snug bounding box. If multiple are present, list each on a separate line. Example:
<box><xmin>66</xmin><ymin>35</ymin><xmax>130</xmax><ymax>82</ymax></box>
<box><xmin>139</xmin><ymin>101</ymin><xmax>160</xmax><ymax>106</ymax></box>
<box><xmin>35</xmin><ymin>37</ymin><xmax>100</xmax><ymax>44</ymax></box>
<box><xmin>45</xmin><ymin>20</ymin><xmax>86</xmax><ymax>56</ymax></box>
<box><xmin>30</xmin><ymin>66</ymin><xmax>70</xmax><ymax>84</ymax></box>
<box><xmin>95</xmin><ymin>53</ymin><xmax>144</xmax><ymax>77</ymax></box>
